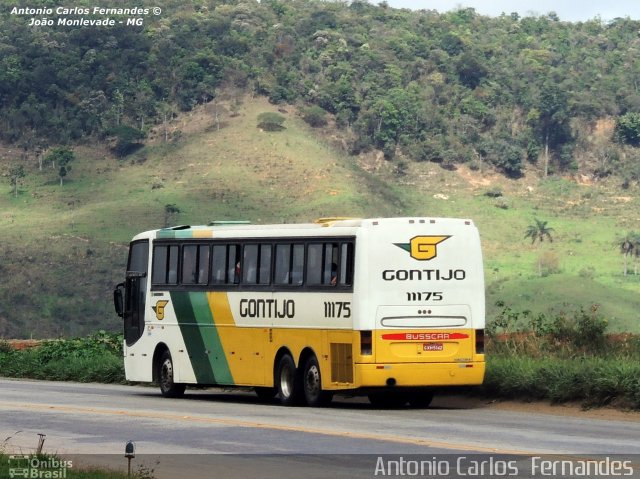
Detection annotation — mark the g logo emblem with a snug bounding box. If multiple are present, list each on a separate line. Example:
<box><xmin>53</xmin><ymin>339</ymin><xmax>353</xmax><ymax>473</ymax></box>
<box><xmin>152</xmin><ymin>300</ymin><xmax>169</xmax><ymax>320</ymax></box>
<box><xmin>394</xmin><ymin>236</ymin><xmax>450</xmax><ymax>261</ymax></box>
<box><xmin>410</xmin><ymin>236</ymin><xmax>449</xmax><ymax>260</ymax></box>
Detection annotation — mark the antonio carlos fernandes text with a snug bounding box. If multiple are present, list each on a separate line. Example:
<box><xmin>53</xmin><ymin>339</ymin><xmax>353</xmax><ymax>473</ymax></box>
<box><xmin>373</xmin><ymin>456</ymin><xmax>635</xmax><ymax>477</ymax></box>
<box><xmin>11</xmin><ymin>7</ymin><xmax>152</xmax><ymax>15</ymax></box>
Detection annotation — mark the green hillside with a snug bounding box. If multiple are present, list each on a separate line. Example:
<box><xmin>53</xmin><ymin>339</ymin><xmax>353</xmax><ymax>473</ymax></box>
<box><xmin>2</xmin><ymin>0</ymin><xmax>640</xmax><ymax>337</ymax></box>
<box><xmin>1</xmin><ymin>95</ymin><xmax>639</xmax><ymax>337</ymax></box>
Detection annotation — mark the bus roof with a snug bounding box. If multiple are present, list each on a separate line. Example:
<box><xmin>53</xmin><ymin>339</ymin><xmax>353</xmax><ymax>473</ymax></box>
<box><xmin>131</xmin><ymin>217</ymin><xmax>476</xmax><ymax>241</ymax></box>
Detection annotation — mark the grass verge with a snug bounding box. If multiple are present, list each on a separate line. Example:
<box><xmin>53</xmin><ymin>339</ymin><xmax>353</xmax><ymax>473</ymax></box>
<box><xmin>0</xmin><ymin>331</ymin><xmax>125</xmax><ymax>383</ymax></box>
<box><xmin>482</xmin><ymin>356</ymin><xmax>640</xmax><ymax>409</ymax></box>
<box><xmin>483</xmin><ymin>304</ymin><xmax>640</xmax><ymax>409</ymax></box>
<box><xmin>0</xmin><ymin>313</ymin><xmax>638</xmax><ymax>410</ymax></box>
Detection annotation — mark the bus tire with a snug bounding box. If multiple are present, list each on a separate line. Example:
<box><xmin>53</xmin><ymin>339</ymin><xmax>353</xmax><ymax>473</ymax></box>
<box><xmin>275</xmin><ymin>354</ymin><xmax>303</xmax><ymax>406</ymax></box>
<box><xmin>158</xmin><ymin>350</ymin><xmax>186</xmax><ymax>398</ymax></box>
<box><xmin>302</xmin><ymin>355</ymin><xmax>333</xmax><ymax>407</ymax></box>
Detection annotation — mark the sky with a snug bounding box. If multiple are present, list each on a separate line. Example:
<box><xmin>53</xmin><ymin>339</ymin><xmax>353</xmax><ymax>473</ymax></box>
<box><xmin>381</xmin><ymin>1</ymin><xmax>640</xmax><ymax>22</ymax></box>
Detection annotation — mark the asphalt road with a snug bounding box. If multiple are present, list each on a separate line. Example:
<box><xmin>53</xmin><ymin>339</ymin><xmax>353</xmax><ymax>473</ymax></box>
<box><xmin>1</xmin><ymin>379</ymin><xmax>638</xmax><ymax>478</ymax></box>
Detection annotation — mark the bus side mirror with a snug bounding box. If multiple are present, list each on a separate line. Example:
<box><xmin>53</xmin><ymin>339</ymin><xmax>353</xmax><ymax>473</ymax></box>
<box><xmin>114</xmin><ymin>283</ymin><xmax>124</xmax><ymax>317</ymax></box>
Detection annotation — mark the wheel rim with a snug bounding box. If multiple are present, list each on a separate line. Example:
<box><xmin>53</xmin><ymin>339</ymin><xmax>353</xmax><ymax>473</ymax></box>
<box><xmin>280</xmin><ymin>362</ymin><xmax>293</xmax><ymax>398</ymax></box>
<box><xmin>160</xmin><ymin>358</ymin><xmax>173</xmax><ymax>391</ymax></box>
<box><xmin>305</xmin><ymin>364</ymin><xmax>321</xmax><ymax>398</ymax></box>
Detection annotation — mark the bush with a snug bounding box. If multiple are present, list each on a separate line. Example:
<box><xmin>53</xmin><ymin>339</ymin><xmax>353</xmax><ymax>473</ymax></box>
<box><xmin>488</xmin><ymin>303</ymin><xmax>614</xmax><ymax>357</ymax></box>
<box><xmin>257</xmin><ymin>112</ymin><xmax>286</xmax><ymax>131</ymax></box>
<box><xmin>301</xmin><ymin>105</ymin><xmax>328</xmax><ymax>127</ymax></box>
<box><xmin>107</xmin><ymin>125</ymin><xmax>145</xmax><ymax>157</ymax></box>
<box><xmin>0</xmin><ymin>332</ymin><xmax>125</xmax><ymax>383</ymax></box>
<box><xmin>484</xmin><ymin>187</ymin><xmax>503</xmax><ymax>198</ymax></box>
<box><xmin>615</xmin><ymin>112</ymin><xmax>640</xmax><ymax>146</ymax></box>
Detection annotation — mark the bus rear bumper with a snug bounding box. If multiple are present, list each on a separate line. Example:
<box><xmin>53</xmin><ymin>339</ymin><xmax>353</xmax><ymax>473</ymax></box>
<box><xmin>354</xmin><ymin>361</ymin><xmax>485</xmax><ymax>388</ymax></box>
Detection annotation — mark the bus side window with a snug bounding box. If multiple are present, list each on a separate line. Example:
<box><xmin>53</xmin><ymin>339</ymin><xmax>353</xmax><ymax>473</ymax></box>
<box><xmin>274</xmin><ymin>244</ymin><xmax>291</xmax><ymax>284</ymax></box>
<box><xmin>211</xmin><ymin>244</ymin><xmax>240</xmax><ymax>285</ymax></box>
<box><xmin>243</xmin><ymin>244</ymin><xmax>258</xmax><ymax>284</ymax></box>
<box><xmin>228</xmin><ymin>245</ymin><xmax>241</xmax><ymax>284</ymax></box>
<box><xmin>291</xmin><ymin>244</ymin><xmax>304</xmax><ymax>285</ymax></box>
<box><xmin>152</xmin><ymin>245</ymin><xmax>168</xmax><ymax>284</ymax></box>
<box><xmin>322</xmin><ymin>243</ymin><xmax>338</xmax><ymax>285</ymax></box>
<box><xmin>182</xmin><ymin>245</ymin><xmax>198</xmax><ymax>284</ymax></box>
<box><xmin>167</xmin><ymin>245</ymin><xmax>179</xmax><ymax>284</ymax></box>
<box><xmin>197</xmin><ymin>245</ymin><xmax>210</xmax><ymax>284</ymax></box>
<box><xmin>307</xmin><ymin>243</ymin><xmax>342</xmax><ymax>286</ymax></box>
<box><xmin>306</xmin><ymin>244</ymin><xmax>323</xmax><ymax>285</ymax></box>
<box><xmin>242</xmin><ymin>244</ymin><xmax>272</xmax><ymax>285</ymax></box>
<box><xmin>275</xmin><ymin>244</ymin><xmax>303</xmax><ymax>286</ymax></box>
<box><xmin>339</xmin><ymin>242</ymin><xmax>354</xmax><ymax>286</ymax></box>
<box><xmin>152</xmin><ymin>245</ymin><xmax>178</xmax><ymax>285</ymax></box>
<box><xmin>182</xmin><ymin>244</ymin><xmax>210</xmax><ymax>285</ymax></box>
<box><xmin>211</xmin><ymin>245</ymin><xmax>226</xmax><ymax>284</ymax></box>
<box><xmin>258</xmin><ymin>244</ymin><xmax>272</xmax><ymax>285</ymax></box>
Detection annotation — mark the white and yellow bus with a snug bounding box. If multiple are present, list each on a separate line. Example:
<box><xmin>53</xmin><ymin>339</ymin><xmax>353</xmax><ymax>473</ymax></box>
<box><xmin>114</xmin><ymin>217</ymin><xmax>485</xmax><ymax>407</ymax></box>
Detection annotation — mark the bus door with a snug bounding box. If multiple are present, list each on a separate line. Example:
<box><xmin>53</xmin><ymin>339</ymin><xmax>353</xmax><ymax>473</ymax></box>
<box><xmin>116</xmin><ymin>240</ymin><xmax>149</xmax><ymax>346</ymax></box>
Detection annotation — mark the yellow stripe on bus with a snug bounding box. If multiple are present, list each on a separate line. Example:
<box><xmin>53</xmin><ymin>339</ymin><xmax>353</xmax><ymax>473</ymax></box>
<box><xmin>207</xmin><ymin>292</ymin><xmax>269</xmax><ymax>386</ymax></box>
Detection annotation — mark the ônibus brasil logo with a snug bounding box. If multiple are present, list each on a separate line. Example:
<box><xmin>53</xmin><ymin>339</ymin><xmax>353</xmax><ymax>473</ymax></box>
<box><xmin>394</xmin><ymin>235</ymin><xmax>450</xmax><ymax>261</ymax></box>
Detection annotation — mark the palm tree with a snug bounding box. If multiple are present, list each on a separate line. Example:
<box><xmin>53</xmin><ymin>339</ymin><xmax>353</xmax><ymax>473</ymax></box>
<box><xmin>525</xmin><ymin>219</ymin><xmax>555</xmax><ymax>277</ymax></box>
<box><xmin>525</xmin><ymin>218</ymin><xmax>555</xmax><ymax>244</ymax></box>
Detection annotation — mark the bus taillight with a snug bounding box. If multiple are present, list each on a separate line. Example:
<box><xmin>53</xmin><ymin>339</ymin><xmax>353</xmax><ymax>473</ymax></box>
<box><xmin>360</xmin><ymin>330</ymin><xmax>372</xmax><ymax>355</ymax></box>
<box><xmin>475</xmin><ymin>329</ymin><xmax>485</xmax><ymax>354</ymax></box>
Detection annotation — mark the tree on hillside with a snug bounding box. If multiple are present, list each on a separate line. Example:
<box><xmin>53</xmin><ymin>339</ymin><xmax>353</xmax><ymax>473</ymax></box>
<box><xmin>525</xmin><ymin>219</ymin><xmax>556</xmax><ymax>277</ymax></box>
<box><xmin>45</xmin><ymin>147</ymin><xmax>75</xmax><ymax>187</ymax></box>
<box><xmin>164</xmin><ymin>203</ymin><xmax>181</xmax><ymax>227</ymax></box>
<box><xmin>618</xmin><ymin>231</ymin><xmax>640</xmax><ymax>276</ymax></box>
<box><xmin>615</xmin><ymin>113</ymin><xmax>640</xmax><ymax>147</ymax></box>
<box><xmin>529</xmin><ymin>82</ymin><xmax>572</xmax><ymax>177</ymax></box>
<box><xmin>9</xmin><ymin>165</ymin><xmax>25</xmax><ymax>197</ymax></box>
<box><xmin>525</xmin><ymin>218</ymin><xmax>555</xmax><ymax>245</ymax></box>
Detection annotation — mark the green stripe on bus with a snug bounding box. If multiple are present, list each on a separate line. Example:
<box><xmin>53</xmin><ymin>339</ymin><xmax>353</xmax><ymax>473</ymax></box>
<box><xmin>156</xmin><ymin>230</ymin><xmax>194</xmax><ymax>239</ymax></box>
<box><xmin>170</xmin><ymin>291</ymin><xmax>234</xmax><ymax>385</ymax></box>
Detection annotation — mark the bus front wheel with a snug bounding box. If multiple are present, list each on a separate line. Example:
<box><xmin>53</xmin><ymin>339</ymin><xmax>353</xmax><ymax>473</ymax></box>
<box><xmin>275</xmin><ymin>354</ymin><xmax>303</xmax><ymax>406</ymax></box>
<box><xmin>158</xmin><ymin>350</ymin><xmax>186</xmax><ymax>398</ymax></box>
<box><xmin>302</xmin><ymin>355</ymin><xmax>332</xmax><ymax>407</ymax></box>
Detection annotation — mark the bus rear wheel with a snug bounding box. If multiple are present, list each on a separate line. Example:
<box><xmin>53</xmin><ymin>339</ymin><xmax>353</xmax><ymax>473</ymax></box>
<box><xmin>302</xmin><ymin>355</ymin><xmax>332</xmax><ymax>407</ymax></box>
<box><xmin>275</xmin><ymin>354</ymin><xmax>303</xmax><ymax>406</ymax></box>
<box><xmin>158</xmin><ymin>350</ymin><xmax>186</xmax><ymax>398</ymax></box>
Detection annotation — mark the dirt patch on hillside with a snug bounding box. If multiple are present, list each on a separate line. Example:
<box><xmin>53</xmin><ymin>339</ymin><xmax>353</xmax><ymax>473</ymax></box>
<box><xmin>4</xmin><ymin>339</ymin><xmax>41</xmax><ymax>350</ymax></box>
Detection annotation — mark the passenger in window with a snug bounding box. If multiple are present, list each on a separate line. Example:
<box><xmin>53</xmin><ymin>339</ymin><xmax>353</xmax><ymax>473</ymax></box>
<box><xmin>234</xmin><ymin>262</ymin><xmax>241</xmax><ymax>284</ymax></box>
<box><xmin>330</xmin><ymin>262</ymin><xmax>338</xmax><ymax>286</ymax></box>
